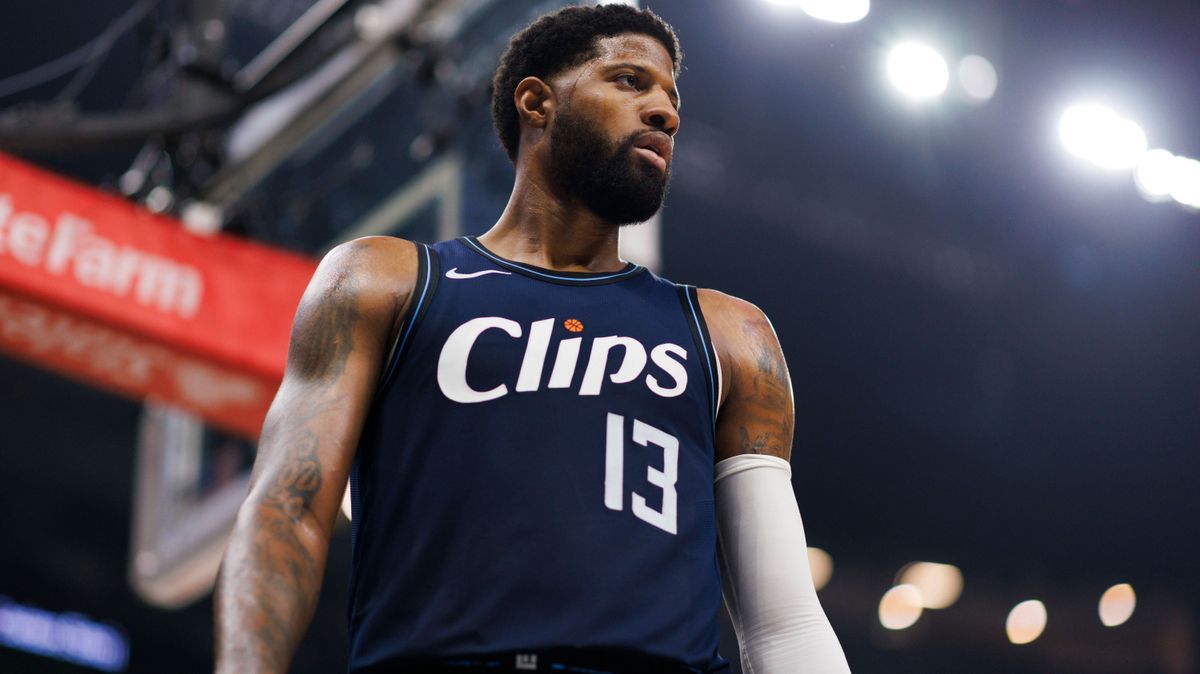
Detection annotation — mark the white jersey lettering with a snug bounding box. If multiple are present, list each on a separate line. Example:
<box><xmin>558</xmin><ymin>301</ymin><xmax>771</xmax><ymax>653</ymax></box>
<box><xmin>435</xmin><ymin>316</ymin><xmax>689</xmax><ymax>402</ymax></box>
<box><xmin>580</xmin><ymin>336</ymin><xmax>647</xmax><ymax>396</ymax></box>
<box><xmin>515</xmin><ymin>318</ymin><xmax>554</xmax><ymax>392</ymax></box>
<box><xmin>547</xmin><ymin>336</ymin><xmax>582</xmax><ymax>389</ymax></box>
<box><xmin>437</xmin><ymin>316</ymin><xmax>522</xmax><ymax>403</ymax></box>
<box><xmin>646</xmin><ymin>343</ymin><xmax>688</xmax><ymax>397</ymax></box>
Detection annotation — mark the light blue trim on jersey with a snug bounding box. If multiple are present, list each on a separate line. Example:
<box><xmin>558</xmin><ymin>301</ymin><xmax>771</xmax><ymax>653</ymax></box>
<box><xmin>349</xmin><ymin>453</ymin><xmax>361</xmax><ymax>558</ymax></box>
<box><xmin>378</xmin><ymin>244</ymin><xmax>434</xmax><ymax>392</ymax></box>
<box><xmin>683</xmin><ymin>286</ymin><xmax>718</xmax><ymax>432</ymax></box>
<box><xmin>462</xmin><ymin>236</ymin><xmax>642</xmax><ymax>282</ymax></box>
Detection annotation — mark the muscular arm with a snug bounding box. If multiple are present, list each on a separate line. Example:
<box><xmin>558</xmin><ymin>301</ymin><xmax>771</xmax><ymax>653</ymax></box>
<box><xmin>699</xmin><ymin>289</ymin><xmax>851</xmax><ymax>673</ymax></box>
<box><xmin>213</xmin><ymin>237</ymin><xmax>418</xmax><ymax>674</ymax></box>
<box><xmin>700</xmin><ymin>290</ymin><xmax>795</xmax><ymax>463</ymax></box>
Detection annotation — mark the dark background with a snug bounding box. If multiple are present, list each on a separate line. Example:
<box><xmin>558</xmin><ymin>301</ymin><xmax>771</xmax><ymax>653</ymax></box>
<box><xmin>1</xmin><ymin>1</ymin><xmax>1198</xmax><ymax>672</ymax></box>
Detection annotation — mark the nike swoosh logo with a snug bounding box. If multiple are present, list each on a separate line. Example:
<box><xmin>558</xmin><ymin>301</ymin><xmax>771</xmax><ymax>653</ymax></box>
<box><xmin>445</xmin><ymin>267</ymin><xmax>512</xmax><ymax>279</ymax></box>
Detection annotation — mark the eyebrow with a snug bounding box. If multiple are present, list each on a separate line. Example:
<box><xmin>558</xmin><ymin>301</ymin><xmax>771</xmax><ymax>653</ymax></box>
<box><xmin>606</xmin><ymin>63</ymin><xmax>681</xmax><ymax>111</ymax></box>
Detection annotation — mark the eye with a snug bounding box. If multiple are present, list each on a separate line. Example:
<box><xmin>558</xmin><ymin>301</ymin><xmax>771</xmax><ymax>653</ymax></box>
<box><xmin>616</xmin><ymin>73</ymin><xmax>640</xmax><ymax>89</ymax></box>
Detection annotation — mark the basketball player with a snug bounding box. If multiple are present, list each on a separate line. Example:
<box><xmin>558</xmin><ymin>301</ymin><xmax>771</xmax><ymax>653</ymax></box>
<box><xmin>215</xmin><ymin>5</ymin><xmax>850</xmax><ymax>673</ymax></box>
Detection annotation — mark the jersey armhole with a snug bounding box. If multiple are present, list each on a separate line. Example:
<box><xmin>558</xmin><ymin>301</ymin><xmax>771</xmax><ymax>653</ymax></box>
<box><xmin>677</xmin><ymin>285</ymin><xmax>720</xmax><ymax>433</ymax></box>
<box><xmin>350</xmin><ymin>242</ymin><xmax>438</xmax><ymax>629</ymax></box>
<box><xmin>375</xmin><ymin>241</ymin><xmax>440</xmax><ymax>396</ymax></box>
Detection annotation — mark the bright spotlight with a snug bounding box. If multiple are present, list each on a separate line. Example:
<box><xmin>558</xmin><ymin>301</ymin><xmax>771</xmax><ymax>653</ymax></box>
<box><xmin>887</xmin><ymin>42</ymin><xmax>949</xmax><ymax>100</ymax></box>
<box><xmin>958</xmin><ymin>55</ymin><xmax>997</xmax><ymax>101</ymax></box>
<box><xmin>1099</xmin><ymin>583</ymin><xmax>1136</xmax><ymax>627</ymax></box>
<box><xmin>1135</xmin><ymin>149</ymin><xmax>1178</xmax><ymax>202</ymax></box>
<box><xmin>808</xmin><ymin>547</ymin><xmax>834</xmax><ymax>591</ymax></box>
<box><xmin>772</xmin><ymin>0</ymin><xmax>869</xmax><ymax>23</ymax></box>
<box><xmin>879</xmin><ymin>584</ymin><xmax>924</xmax><ymax>630</ymax></box>
<box><xmin>1006</xmin><ymin>599</ymin><xmax>1047</xmax><ymax>645</ymax></box>
<box><xmin>1133</xmin><ymin>149</ymin><xmax>1200</xmax><ymax>207</ymax></box>
<box><xmin>1058</xmin><ymin>104</ymin><xmax>1147</xmax><ymax>170</ymax></box>
<box><xmin>1168</xmin><ymin>156</ymin><xmax>1200</xmax><ymax>209</ymax></box>
<box><xmin>898</xmin><ymin>561</ymin><xmax>963</xmax><ymax>609</ymax></box>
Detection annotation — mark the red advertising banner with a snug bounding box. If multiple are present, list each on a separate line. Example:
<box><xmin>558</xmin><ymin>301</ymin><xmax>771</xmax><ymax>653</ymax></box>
<box><xmin>0</xmin><ymin>153</ymin><xmax>317</xmax><ymax>437</ymax></box>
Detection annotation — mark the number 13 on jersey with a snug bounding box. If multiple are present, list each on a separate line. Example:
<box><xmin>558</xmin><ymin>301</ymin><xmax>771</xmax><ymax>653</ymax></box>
<box><xmin>605</xmin><ymin>412</ymin><xmax>678</xmax><ymax>535</ymax></box>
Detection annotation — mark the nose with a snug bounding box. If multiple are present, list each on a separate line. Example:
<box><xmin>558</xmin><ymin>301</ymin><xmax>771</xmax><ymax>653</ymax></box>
<box><xmin>642</xmin><ymin>92</ymin><xmax>680</xmax><ymax>136</ymax></box>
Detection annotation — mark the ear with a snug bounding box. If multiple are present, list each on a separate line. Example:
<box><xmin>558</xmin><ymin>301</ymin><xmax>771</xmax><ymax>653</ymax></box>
<box><xmin>514</xmin><ymin>76</ymin><xmax>555</xmax><ymax>130</ymax></box>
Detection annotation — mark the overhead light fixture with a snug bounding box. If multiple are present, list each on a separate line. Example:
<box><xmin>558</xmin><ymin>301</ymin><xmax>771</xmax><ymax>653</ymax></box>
<box><xmin>958</xmin><ymin>55</ymin><xmax>998</xmax><ymax>102</ymax></box>
<box><xmin>1135</xmin><ymin>149</ymin><xmax>1179</xmax><ymax>202</ymax></box>
<box><xmin>1058</xmin><ymin>103</ymin><xmax>1147</xmax><ymax>170</ymax></box>
<box><xmin>1167</xmin><ymin>155</ymin><xmax>1200</xmax><ymax>209</ymax></box>
<box><xmin>767</xmin><ymin>0</ymin><xmax>870</xmax><ymax>24</ymax></box>
<box><xmin>887</xmin><ymin>42</ymin><xmax>949</xmax><ymax>101</ymax></box>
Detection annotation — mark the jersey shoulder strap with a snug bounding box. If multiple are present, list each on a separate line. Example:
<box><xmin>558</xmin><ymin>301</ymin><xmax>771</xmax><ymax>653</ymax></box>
<box><xmin>674</xmin><ymin>283</ymin><xmax>720</xmax><ymax>432</ymax></box>
<box><xmin>376</xmin><ymin>240</ymin><xmax>441</xmax><ymax>395</ymax></box>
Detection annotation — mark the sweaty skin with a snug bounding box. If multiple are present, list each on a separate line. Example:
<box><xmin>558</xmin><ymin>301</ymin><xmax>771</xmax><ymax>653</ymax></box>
<box><xmin>213</xmin><ymin>32</ymin><xmax>793</xmax><ymax>673</ymax></box>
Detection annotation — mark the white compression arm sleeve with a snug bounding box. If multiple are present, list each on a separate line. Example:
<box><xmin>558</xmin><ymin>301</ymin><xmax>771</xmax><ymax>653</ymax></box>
<box><xmin>714</xmin><ymin>454</ymin><xmax>851</xmax><ymax>674</ymax></box>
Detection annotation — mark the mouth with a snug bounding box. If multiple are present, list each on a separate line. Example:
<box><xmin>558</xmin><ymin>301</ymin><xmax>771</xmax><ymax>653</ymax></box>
<box><xmin>632</xmin><ymin>147</ymin><xmax>667</xmax><ymax>173</ymax></box>
<box><xmin>632</xmin><ymin>132</ymin><xmax>672</xmax><ymax>173</ymax></box>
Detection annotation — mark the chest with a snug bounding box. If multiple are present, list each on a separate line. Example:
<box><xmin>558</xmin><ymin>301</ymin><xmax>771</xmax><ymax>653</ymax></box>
<box><xmin>418</xmin><ymin>277</ymin><xmax>700</xmax><ymax>406</ymax></box>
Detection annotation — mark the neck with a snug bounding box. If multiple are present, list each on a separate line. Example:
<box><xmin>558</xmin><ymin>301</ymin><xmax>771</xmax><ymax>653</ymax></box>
<box><xmin>477</xmin><ymin>159</ymin><xmax>627</xmax><ymax>273</ymax></box>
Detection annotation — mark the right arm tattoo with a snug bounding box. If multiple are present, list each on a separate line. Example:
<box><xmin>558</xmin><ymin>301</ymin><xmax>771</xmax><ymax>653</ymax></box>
<box><xmin>290</xmin><ymin>265</ymin><xmax>362</xmax><ymax>380</ymax></box>
<box><xmin>215</xmin><ymin>260</ymin><xmax>364</xmax><ymax>674</ymax></box>
<box><xmin>732</xmin><ymin>315</ymin><xmax>794</xmax><ymax>458</ymax></box>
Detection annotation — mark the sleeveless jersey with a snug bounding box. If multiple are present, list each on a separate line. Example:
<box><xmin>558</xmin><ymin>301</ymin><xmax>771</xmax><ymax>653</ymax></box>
<box><xmin>347</xmin><ymin>236</ymin><xmax>729</xmax><ymax>673</ymax></box>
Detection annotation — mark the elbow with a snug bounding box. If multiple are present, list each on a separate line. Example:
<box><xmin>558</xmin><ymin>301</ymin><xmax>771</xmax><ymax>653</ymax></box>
<box><xmin>740</xmin><ymin>603</ymin><xmax>838</xmax><ymax>643</ymax></box>
<box><xmin>739</xmin><ymin>615</ymin><xmax>852</xmax><ymax>674</ymax></box>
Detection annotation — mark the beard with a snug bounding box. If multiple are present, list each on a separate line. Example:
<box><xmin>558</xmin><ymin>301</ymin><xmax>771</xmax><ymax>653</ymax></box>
<box><xmin>547</xmin><ymin>106</ymin><xmax>671</xmax><ymax>226</ymax></box>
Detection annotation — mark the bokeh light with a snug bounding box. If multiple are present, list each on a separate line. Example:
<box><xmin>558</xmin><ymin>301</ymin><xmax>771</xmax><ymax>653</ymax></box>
<box><xmin>897</xmin><ymin>561</ymin><xmax>963</xmax><ymax>609</ymax></box>
<box><xmin>1167</xmin><ymin>156</ymin><xmax>1200</xmax><ymax>209</ymax></box>
<box><xmin>958</xmin><ymin>55</ymin><xmax>997</xmax><ymax>101</ymax></box>
<box><xmin>1099</xmin><ymin>583</ymin><xmax>1136</xmax><ymax>627</ymax></box>
<box><xmin>808</xmin><ymin>547</ymin><xmax>833</xmax><ymax>590</ymax></box>
<box><xmin>879</xmin><ymin>584</ymin><xmax>924</xmax><ymax>630</ymax></box>
<box><xmin>776</xmin><ymin>0</ymin><xmax>870</xmax><ymax>24</ymax></box>
<box><xmin>1006</xmin><ymin>599</ymin><xmax>1047</xmax><ymax>645</ymax></box>
<box><xmin>1058</xmin><ymin>103</ymin><xmax>1147</xmax><ymax>170</ymax></box>
<box><xmin>1135</xmin><ymin>149</ymin><xmax>1180</xmax><ymax>202</ymax></box>
<box><xmin>887</xmin><ymin>43</ymin><xmax>949</xmax><ymax>100</ymax></box>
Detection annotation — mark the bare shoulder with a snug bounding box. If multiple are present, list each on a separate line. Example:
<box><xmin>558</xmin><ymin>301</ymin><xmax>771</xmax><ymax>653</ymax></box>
<box><xmin>695</xmin><ymin>288</ymin><xmax>781</xmax><ymax>401</ymax></box>
<box><xmin>695</xmin><ymin>286</ymin><xmax>755</xmax><ymax>309</ymax></box>
<box><xmin>310</xmin><ymin>236</ymin><xmax>421</xmax><ymax>319</ymax></box>
<box><xmin>318</xmin><ymin>235</ymin><xmax>420</xmax><ymax>298</ymax></box>
<box><xmin>695</xmin><ymin>288</ymin><xmax>793</xmax><ymax>461</ymax></box>
<box><xmin>286</xmin><ymin>236</ymin><xmax>422</xmax><ymax>381</ymax></box>
<box><xmin>695</xmin><ymin>287</ymin><xmax>769</xmax><ymax>331</ymax></box>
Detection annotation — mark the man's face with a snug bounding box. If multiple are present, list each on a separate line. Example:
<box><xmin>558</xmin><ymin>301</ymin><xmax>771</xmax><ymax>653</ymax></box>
<box><xmin>545</xmin><ymin>33</ymin><xmax>681</xmax><ymax>226</ymax></box>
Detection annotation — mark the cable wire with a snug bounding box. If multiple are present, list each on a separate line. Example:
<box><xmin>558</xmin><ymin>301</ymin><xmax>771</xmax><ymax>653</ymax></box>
<box><xmin>0</xmin><ymin>0</ymin><xmax>161</xmax><ymax>101</ymax></box>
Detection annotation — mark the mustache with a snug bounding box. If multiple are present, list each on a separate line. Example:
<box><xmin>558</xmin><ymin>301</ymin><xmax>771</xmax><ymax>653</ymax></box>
<box><xmin>615</xmin><ymin>131</ymin><xmax>648</xmax><ymax>155</ymax></box>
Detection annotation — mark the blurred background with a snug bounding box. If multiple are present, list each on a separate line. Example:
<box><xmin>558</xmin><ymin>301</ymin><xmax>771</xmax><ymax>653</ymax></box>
<box><xmin>1</xmin><ymin>0</ymin><xmax>1198</xmax><ymax>672</ymax></box>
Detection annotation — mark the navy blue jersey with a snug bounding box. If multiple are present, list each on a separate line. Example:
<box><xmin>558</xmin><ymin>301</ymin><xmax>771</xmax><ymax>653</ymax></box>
<box><xmin>347</xmin><ymin>236</ymin><xmax>729</xmax><ymax>673</ymax></box>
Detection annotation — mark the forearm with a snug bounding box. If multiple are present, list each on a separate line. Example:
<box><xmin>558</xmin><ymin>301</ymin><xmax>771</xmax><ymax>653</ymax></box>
<box><xmin>214</xmin><ymin>501</ymin><xmax>330</xmax><ymax>674</ymax></box>
<box><xmin>716</xmin><ymin>455</ymin><xmax>851</xmax><ymax>673</ymax></box>
<box><xmin>731</xmin><ymin>603</ymin><xmax>848</xmax><ymax>673</ymax></box>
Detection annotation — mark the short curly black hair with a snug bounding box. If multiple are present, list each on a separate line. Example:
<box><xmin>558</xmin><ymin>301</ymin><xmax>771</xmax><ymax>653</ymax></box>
<box><xmin>490</xmin><ymin>4</ymin><xmax>681</xmax><ymax>163</ymax></box>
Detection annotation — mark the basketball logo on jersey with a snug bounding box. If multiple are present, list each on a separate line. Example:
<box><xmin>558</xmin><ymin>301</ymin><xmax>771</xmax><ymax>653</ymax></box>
<box><xmin>436</xmin><ymin>316</ymin><xmax>688</xmax><ymax>403</ymax></box>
